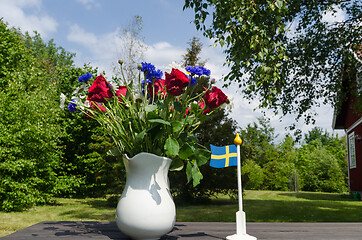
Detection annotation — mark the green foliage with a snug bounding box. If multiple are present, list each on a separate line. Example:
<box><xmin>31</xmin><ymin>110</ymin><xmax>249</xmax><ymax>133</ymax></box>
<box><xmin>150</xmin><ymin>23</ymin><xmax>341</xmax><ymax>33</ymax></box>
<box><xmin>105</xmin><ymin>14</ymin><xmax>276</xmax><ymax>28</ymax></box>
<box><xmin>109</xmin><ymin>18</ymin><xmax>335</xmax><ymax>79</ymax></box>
<box><xmin>22</xmin><ymin>31</ymin><xmax>75</xmax><ymax>68</ymax></box>
<box><xmin>184</xmin><ymin>0</ymin><xmax>362</xmax><ymax>123</ymax></box>
<box><xmin>0</xmin><ymin>19</ymin><xmax>121</xmax><ymax>211</ymax></box>
<box><xmin>239</xmin><ymin>118</ymin><xmax>348</xmax><ymax>193</ymax></box>
<box><xmin>182</xmin><ymin>36</ymin><xmax>205</xmax><ymax>67</ymax></box>
<box><xmin>241</xmin><ymin>159</ymin><xmax>264</xmax><ymax>190</ymax></box>
<box><xmin>296</xmin><ymin>139</ymin><xmax>348</xmax><ymax>193</ymax></box>
<box><xmin>56</xmin><ymin>111</ymin><xmax>125</xmax><ymax>197</ymax></box>
<box><xmin>55</xmin><ymin>65</ymin><xmax>126</xmax><ymax>197</ymax></box>
<box><xmin>0</xmin><ymin>20</ymin><xmax>65</xmax><ymax>211</ymax></box>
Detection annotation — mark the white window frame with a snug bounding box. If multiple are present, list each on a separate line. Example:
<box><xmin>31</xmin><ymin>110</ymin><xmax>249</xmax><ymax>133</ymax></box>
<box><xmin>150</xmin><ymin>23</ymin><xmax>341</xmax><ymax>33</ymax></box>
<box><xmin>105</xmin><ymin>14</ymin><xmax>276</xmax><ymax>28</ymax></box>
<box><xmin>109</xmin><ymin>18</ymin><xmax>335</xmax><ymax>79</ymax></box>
<box><xmin>348</xmin><ymin>132</ymin><xmax>357</xmax><ymax>169</ymax></box>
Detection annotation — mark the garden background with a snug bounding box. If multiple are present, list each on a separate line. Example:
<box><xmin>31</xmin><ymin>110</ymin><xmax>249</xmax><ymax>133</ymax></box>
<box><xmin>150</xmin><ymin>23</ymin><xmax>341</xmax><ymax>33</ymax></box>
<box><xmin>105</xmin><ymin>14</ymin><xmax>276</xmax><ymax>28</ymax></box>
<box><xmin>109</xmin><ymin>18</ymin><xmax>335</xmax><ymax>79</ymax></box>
<box><xmin>0</xmin><ymin>17</ymin><xmax>348</xmax><ymax>211</ymax></box>
<box><xmin>2</xmin><ymin>0</ymin><xmax>361</xmax><ymax>237</ymax></box>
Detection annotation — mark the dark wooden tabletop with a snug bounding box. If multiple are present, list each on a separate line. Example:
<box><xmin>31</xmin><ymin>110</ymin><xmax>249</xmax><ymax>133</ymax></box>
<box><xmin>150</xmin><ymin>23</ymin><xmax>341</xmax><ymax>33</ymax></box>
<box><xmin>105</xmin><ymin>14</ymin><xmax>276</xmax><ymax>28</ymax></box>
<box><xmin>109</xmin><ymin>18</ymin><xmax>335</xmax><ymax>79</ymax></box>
<box><xmin>2</xmin><ymin>221</ymin><xmax>362</xmax><ymax>240</ymax></box>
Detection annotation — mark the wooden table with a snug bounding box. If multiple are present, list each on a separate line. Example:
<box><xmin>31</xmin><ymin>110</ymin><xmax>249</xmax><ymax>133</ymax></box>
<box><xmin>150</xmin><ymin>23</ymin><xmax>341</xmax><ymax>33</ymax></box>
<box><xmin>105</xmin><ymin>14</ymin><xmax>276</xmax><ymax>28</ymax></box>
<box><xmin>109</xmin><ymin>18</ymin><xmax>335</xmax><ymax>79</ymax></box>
<box><xmin>2</xmin><ymin>221</ymin><xmax>362</xmax><ymax>240</ymax></box>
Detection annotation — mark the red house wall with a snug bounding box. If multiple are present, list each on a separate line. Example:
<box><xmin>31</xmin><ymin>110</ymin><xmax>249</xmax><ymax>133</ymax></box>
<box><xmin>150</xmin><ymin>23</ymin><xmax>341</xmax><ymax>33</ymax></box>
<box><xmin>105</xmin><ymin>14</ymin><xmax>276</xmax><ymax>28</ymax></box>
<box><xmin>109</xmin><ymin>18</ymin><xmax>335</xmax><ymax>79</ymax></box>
<box><xmin>348</xmin><ymin>123</ymin><xmax>362</xmax><ymax>191</ymax></box>
<box><xmin>345</xmin><ymin>95</ymin><xmax>362</xmax><ymax>191</ymax></box>
<box><xmin>344</xmin><ymin>96</ymin><xmax>360</xmax><ymax>128</ymax></box>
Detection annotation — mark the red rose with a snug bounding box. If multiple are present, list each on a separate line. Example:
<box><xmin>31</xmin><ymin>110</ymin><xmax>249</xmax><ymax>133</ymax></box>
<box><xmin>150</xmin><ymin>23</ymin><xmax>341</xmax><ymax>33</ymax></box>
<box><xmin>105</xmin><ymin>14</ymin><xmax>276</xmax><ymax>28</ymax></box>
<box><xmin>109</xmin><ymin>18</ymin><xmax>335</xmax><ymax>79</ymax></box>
<box><xmin>116</xmin><ymin>86</ymin><xmax>127</xmax><ymax>102</ymax></box>
<box><xmin>198</xmin><ymin>101</ymin><xmax>211</xmax><ymax>114</ymax></box>
<box><xmin>185</xmin><ymin>101</ymin><xmax>210</xmax><ymax>115</ymax></box>
<box><xmin>88</xmin><ymin>75</ymin><xmax>112</xmax><ymax>103</ymax></box>
<box><xmin>148</xmin><ymin>79</ymin><xmax>166</xmax><ymax>98</ymax></box>
<box><xmin>203</xmin><ymin>86</ymin><xmax>228</xmax><ymax>109</ymax></box>
<box><xmin>85</xmin><ymin>102</ymin><xmax>106</xmax><ymax>120</ymax></box>
<box><xmin>165</xmin><ymin>68</ymin><xmax>190</xmax><ymax>96</ymax></box>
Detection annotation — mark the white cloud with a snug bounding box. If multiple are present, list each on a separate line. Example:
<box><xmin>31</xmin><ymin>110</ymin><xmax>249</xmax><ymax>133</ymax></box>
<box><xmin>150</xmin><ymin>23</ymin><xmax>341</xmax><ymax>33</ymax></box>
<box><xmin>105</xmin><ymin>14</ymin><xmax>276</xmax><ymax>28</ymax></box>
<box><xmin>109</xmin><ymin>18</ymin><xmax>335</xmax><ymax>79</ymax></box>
<box><xmin>144</xmin><ymin>42</ymin><xmax>185</xmax><ymax>70</ymax></box>
<box><xmin>0</xmin><ymin>0</ymin><xmax>58</xmax><ymax>38</ymax></box>
<box><xmin>75</xmin><ymin>0</ymin><xmax>100</xmax><ymax>9</ymax></box>
<box><xmin>322</xmin><ymin>5</ymin><xmax>346</xmax><ymax>23</ymax></box>
<box><xmin>67</xmin><ymin>24</ymin><xmax>121</xmax><ymax>75</ymax></box>
<box><xmin>67</xmin><ymin>24</ymin><xmax>98</xmax><ymax>46</ymax></box>
<box><xmin>67</xmin><ymin>24</ymin><xmax>186</xmax><ymax>77</ymax></box>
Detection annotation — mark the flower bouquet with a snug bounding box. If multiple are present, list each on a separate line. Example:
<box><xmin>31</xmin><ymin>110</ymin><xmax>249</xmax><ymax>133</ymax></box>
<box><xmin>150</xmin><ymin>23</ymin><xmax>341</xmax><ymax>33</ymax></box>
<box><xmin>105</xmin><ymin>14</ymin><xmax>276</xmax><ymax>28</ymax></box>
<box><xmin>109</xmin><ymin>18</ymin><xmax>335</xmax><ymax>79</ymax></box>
<box><xmin>61</xmin><ymin>61</ymin><xmax>228</xmax><ymax>186</ymax></box>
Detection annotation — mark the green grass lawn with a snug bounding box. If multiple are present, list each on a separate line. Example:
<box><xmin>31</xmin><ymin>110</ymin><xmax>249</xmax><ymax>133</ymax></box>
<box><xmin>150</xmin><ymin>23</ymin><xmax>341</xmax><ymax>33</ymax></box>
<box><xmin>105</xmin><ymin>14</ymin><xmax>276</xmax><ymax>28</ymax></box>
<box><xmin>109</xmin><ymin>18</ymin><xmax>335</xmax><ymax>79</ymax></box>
<box><xmin>177</xmin><ymin>190</ymin><xmax>362</xmax><ymax>222</ymax></box>
<box><xmin>1</xmin><ymin>190</ymin><xmax>361</xmax><ymax>237</ymax></box>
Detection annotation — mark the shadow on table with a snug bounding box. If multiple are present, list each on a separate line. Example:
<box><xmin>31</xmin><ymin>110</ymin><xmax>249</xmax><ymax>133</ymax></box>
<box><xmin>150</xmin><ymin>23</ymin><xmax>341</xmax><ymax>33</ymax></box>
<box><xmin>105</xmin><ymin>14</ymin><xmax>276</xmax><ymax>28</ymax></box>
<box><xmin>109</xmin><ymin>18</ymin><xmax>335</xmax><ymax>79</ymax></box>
<box><xmin>43</xmin><ymin>221</ymin><xmax>129</xmax><ymax>239</ymax></box>
<box><xmin>163</xmin><ymin>224</ymin><xmax>225</xmax><ymax>240</ymax></box>
<box><xmin>5</xmin><ymin>221</ymin><xmax>226</xmax><ymax>240</ymax></box>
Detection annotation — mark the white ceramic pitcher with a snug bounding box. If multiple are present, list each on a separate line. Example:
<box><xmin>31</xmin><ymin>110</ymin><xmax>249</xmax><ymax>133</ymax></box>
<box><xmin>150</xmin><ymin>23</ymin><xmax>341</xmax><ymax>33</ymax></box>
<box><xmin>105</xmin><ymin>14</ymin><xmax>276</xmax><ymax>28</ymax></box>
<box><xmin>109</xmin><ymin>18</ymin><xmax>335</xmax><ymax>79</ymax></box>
<box><xmin>116</xmin><ymin>152</ymin><xmax>176</xmax><ymax>240</ymax></box>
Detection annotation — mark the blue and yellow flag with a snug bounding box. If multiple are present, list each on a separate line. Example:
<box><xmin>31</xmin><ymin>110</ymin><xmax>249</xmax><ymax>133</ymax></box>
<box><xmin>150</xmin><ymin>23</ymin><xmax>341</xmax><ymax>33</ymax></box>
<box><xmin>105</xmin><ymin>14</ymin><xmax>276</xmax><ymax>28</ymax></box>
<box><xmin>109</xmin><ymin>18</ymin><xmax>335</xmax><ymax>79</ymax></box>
<box><xmin>210</xmin><ymin>144</ymin><xmax>238</xmax><ymax>168</ymax></box>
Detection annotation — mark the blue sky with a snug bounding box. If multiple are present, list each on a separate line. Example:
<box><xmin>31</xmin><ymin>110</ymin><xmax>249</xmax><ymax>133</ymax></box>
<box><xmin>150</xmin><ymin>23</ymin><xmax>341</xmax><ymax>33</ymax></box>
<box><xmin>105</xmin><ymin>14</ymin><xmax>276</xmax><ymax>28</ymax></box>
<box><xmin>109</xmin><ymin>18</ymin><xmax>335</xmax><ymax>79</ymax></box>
<box><xmin>0</xmin><ymin>0</ymin><xmax>346</xmax><ymax>142</ymax></box>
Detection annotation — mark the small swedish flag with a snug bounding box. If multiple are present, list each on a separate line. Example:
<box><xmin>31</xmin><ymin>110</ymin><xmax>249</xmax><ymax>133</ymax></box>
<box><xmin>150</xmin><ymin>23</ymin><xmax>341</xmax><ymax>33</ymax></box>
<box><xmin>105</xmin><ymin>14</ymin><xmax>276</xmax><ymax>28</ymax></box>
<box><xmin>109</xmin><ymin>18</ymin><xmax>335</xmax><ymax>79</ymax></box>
<box><xmin>209</xmin><ymin>144</ymin><xmax>238</xmax><ymax>168</ymax></box>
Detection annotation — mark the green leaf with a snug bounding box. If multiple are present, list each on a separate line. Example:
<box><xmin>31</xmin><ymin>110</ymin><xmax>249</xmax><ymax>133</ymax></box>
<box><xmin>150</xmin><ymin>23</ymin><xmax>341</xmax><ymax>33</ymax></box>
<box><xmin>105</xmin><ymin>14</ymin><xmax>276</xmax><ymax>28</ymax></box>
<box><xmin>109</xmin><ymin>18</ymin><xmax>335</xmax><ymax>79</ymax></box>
<box><xmin>147</xmin><ymin>111</ymin><xmax>159</xmax><ymax>119</ymax></box>
<box><xmin>156</xmin><ymin>100</ymin><xmax>166</xmax><ymax>109</ymax></box>
<box><xmin>179</xmin><ymin>143</ymin><xmax>195</xmax><ymax>160</ymax></box>
<box><xmin>169</xmin><ymin>158</ymin><xmax>184</xmax><ymax>171</ymax></box>
<box><xmin>195</xmin><ymin>148</ymin><xmax>210</xmax><ymax>166</ymax></box>
<box><xmin>186</xmin><ymin>134</ymin><xmax>198</xmax><ymax>142</ymax></box>
<box><xmin>148</xmin><ymin>119</ymin><xmax>171</xmax><ymax>126</ymax></box>
<box><xmin>173</xmin><ymin>101</ymin><xmax>182</xmax><ymax>112</ymax></box>
<box><xmin>171</xmin><ymin>121</ymin><xmax>183</xmax><ymax>133</ymax></box>
<box><xmin>164</xmin><ymin>137</ymin><xmax>179</xmax><ymax>156</ymax></box>
<box><xmin>135</xmin><ymin>129</ymin><xmax>146</xmax><ymax>144</ymax></box>
<box><xmin>107</xmin><ymin>148</ymin><xmax>121</xmax><ymax>157</ymax></box>
<box><xmin>145</xmin><ymin>105</ymin><xmax>157</xmax><ymax>112</ymax></box>
<box><xmin>191</xmin><ymin>161</ymin><xmax>203</xmax><ymax>187</ymax></box>
<box><xmin>186</xmin><ymin>161</ymin><xmax>192</xmax><ymax>183</ymax></box>
<box><xmin>275</xmin><ymin>0</ymin><xmax>283</xmax><ymax>9</ymax></box>
<box><xmin>184</xmin><ymin>115</ymin><xmax>195</xmax><ymax>124</ymax></box>
<box><xmin>219</xmin><ymin>39</ymin><xmax>225</xmax><ymax>47</ymax></box>
<box><xmin>190</xmin><ymin>102</ymin><xmax>199</xmax><ymax>113</ymax></box>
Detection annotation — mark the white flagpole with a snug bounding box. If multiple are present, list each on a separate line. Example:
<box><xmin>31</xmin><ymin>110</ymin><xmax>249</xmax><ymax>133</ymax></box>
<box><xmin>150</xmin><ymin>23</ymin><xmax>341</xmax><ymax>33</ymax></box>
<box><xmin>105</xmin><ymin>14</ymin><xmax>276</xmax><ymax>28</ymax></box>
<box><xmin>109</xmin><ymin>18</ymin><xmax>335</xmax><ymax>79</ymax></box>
<box><xmin>236</xmin><ymin>142</ymin><xmax>243</xmax><ymax>213</ymax></box>
<box><xmin>226</xmin><ymin>133</ymin><xmax>257</xmax><ymax>240</ymax></box>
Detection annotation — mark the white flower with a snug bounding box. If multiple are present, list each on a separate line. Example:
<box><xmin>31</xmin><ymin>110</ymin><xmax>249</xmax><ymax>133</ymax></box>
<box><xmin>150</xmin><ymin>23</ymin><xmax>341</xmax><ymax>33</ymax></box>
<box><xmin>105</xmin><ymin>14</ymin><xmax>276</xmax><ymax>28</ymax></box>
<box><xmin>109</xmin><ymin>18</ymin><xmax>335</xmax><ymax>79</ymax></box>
<box><xmin>60</xmin><ymin>93</ymin><xmax>66</xmax><ymax>109</ymax></box>
<box><xmin>221</xmin><ymin>96</ymin><xmax>233</xmax><ymax>111</ymax></box>
<box><xmin>80</xmin><ymin>100</ymin><xmax>90</xmax><ymax>110</ymax></box>
<box><xmin>72</xmin><ymin>83</ymin><xmax>88</xmax><ymax>95</ymax></box>
<box><xmin>165</xmin><ymin>61</ymin><xmax>186</xmax><ymax>74</ymax></box>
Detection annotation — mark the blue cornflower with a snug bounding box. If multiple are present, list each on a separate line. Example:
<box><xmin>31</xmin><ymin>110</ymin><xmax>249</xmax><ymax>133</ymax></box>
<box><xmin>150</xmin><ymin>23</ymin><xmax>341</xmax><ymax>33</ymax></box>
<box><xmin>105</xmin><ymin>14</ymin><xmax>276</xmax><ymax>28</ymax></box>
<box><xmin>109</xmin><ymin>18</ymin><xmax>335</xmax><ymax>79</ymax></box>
<box><xmin>194</xmin><ymin>66</ymin><xmax>204</xmax><ymax>76</ymax></box>
<box><xmin>189</xmin><ymin>77</ymin><xmax>197</xmax><ymax>86</ymax></box>
<box><xmin>185</xmin><ymin>66</ymin><xmax>195</xmax><ymax>75</ymax></box>
<box><xmin>141</xmin><ymin>79</ymin><xmax>152</xmax><ymax>86</ymax></box>
<box><xmin>78</xmin><ymin>73</ymin><xmax>92</xmax><ymax>83</ymax></box>
<box><xmin>186</xmin><ymin>65</ymin><xmax>211</xmax><ymax>76</ymax></box>
<box><xmin>151</xmin><ymin>69</ymin><xmax>163</xmax><ymax>80</ymax></box>
<box><xmin>201</xmin><ymin>67</ymin><xmax>211</xmax><ymax>76</ymax></box>
<box><xmin>68</xmin><ymin>101</ymin><xmax>78</xmax><ymax>113</ymax></box>
<box><xmin>141</xmin><ymin>62</ymin><xmax>163</xmax><ymax>80</ymax></box>
<box><xmin>141</xmin><ymin>62</ymin><xmax>156</xmax><ymax>73</ymax></box>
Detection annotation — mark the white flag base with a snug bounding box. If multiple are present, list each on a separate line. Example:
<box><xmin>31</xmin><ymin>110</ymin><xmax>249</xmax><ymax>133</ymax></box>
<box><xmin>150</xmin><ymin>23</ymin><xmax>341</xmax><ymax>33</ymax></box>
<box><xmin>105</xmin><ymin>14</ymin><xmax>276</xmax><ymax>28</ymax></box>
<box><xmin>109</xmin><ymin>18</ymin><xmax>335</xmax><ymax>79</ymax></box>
<box><xmin>226</xmin><ymin>211</ymin><xmax>257</xmax><ymax>240</ymax></box>
<box><xmin>226</xmin><ymin>233</ymin><xmax>257</xmax><ymax>240</ymax></box>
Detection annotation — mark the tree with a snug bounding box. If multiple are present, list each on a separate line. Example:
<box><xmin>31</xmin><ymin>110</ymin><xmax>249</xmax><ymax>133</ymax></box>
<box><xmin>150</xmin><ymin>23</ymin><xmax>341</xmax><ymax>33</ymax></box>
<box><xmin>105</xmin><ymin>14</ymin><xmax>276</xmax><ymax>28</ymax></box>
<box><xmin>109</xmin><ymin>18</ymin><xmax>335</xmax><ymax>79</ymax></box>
<box><xmin>240</xmin><ymin>117</ymin><xmax>284</xmax><ymax>190</ymax></box>
<box><xmin>22</xmin><ymin>31</ymin><xmax>75</xmax><ymax>68</ymax></box>
<box><xmin>115</xmin><ymin>15</ymin><xmax>147</xmax><ymax>84</ymax></box>
<box><xmin>0</xmin><ymin>19</ymin><xmax>126</xmax><ymax>211</ymax></box>
<box><xmin>184</xmin><ymin>0</ymin><xmax>362</xmax><ymax>124</ymax></box>
<box><xmin>302</xmin><ymin>127</ymin><xmax>348</xmax><ymax>184</ymax></box>
<box><xmin>241</xmin><ymin>117</ymin><xmax>278</xmax><ymax>168</ymax></box>
<box><xmin>0</xmin><ymin>20</ymin><xmax>66</xmax><ymax>211</ymax></box>
<box><xmin>182</xmin><ymin>36</ymin><xmax>206</xmax><ymax>67</ymax></box>
<box><xmin>295</xmin><ymin>141</ymin><xmax>348</xmax><ymax>193</ymax></box>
